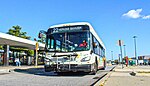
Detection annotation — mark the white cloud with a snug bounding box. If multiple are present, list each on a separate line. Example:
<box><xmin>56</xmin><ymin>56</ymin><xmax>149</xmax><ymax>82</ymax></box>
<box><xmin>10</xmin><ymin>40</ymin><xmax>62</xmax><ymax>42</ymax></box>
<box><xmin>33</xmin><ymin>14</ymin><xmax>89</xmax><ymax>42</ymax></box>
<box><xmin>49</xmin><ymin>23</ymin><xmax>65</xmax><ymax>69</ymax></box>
<box><xmin>142</xmin><ymin>15</ymin><xmax>150</xmax><ymax>19</ymax></box>
<box><xmin>122</xmin><ymin>9</ymin><xmax>142</xmax><ymax>19</ymax></box>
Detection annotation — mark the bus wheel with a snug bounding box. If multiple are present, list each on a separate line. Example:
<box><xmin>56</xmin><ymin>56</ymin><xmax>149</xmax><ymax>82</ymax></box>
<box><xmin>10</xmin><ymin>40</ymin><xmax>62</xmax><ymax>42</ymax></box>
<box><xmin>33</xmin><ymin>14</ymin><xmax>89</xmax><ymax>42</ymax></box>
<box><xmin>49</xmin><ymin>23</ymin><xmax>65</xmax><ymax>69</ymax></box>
<box><xmin>101</xmin><ymin>67</ymin><xmax>105</xmax><ymax>70</ymax></box>
<box><xmin>90</xmin><ymin>63</ymin><xmax>98</xmax><ymax>75</ymax></box>
<box><xmin>94</xmin><ymin>62</ymin><xmax>98</xmax><ymax>74</ymax></box>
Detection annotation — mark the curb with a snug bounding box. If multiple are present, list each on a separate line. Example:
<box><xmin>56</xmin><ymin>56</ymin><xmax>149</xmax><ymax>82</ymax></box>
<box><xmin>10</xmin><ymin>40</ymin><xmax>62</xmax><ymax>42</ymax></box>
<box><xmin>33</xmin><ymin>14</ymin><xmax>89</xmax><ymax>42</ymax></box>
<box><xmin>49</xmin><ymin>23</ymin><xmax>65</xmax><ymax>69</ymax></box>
<box><xmin>0</xmin><ymin>69</ymin><xmax>11</xmax><ymax>74</ymax></box>
<box><xmin>94</xmin><ymin>66</ymin><xmax>116</xmax><ymax>86</ymax></box>
<box><xmin>91</xmin><ymin>73</ymin><xmax>108</xmax><ymax>86</ymax></box>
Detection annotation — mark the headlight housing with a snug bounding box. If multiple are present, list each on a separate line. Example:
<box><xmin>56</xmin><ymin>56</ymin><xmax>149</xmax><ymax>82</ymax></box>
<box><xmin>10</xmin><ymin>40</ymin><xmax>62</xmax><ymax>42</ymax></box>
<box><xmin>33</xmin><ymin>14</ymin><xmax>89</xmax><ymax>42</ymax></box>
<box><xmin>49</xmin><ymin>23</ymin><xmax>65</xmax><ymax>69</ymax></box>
<box><xmin>81</xmin><ymin>56</ymin><xmax>91</xmax><ymax>62</ymax></box>
<box><xmin>44</xmin><ymin>58</ymin><xmax>50</xmax><ymax>65</ymax></box>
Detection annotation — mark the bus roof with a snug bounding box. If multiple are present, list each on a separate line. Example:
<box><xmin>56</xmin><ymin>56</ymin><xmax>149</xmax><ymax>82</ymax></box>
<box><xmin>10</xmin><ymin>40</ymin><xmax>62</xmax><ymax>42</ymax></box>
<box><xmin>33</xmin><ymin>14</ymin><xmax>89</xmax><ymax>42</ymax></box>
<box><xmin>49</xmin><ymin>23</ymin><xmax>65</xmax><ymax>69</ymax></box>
<box><xmin>49</xmin><ymin>22</ymin><xmax>106</xmax><ymax>49</ymax></box>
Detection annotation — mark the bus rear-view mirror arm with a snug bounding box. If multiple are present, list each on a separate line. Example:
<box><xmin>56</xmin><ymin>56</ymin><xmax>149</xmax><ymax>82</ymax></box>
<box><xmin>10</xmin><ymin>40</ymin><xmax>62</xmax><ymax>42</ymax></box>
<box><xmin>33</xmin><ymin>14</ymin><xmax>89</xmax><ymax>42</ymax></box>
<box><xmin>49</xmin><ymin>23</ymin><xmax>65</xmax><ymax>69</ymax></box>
<box><xmin>90</xmin><ymin>50</ymin><xmax>93</xmax><ymax>54</ymax></box>
<box><xmin>38</xmin><ymin>30</ymin><xmax>47</xmax><ymax>38</ymax></box>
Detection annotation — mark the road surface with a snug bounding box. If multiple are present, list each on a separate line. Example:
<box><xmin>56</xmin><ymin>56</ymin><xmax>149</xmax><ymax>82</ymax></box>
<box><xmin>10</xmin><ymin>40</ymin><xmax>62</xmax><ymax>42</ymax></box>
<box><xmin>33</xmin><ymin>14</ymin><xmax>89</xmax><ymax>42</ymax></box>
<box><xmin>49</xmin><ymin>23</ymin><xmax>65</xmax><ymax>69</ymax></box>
<box><xmin>0</xmin><ymin>65</ymin><xmax>115</xmax><ymax>86</ymax></box>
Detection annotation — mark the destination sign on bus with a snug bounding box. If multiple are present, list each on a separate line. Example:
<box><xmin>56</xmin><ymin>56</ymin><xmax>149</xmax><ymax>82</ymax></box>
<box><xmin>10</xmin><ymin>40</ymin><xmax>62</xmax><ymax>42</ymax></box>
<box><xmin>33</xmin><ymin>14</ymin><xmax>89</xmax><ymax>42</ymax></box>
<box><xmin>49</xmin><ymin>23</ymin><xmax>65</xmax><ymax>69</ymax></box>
<box><xmin>49</xmin><ymin>25</ymin><xmax>89</xmax><ymax>34</ymax></box>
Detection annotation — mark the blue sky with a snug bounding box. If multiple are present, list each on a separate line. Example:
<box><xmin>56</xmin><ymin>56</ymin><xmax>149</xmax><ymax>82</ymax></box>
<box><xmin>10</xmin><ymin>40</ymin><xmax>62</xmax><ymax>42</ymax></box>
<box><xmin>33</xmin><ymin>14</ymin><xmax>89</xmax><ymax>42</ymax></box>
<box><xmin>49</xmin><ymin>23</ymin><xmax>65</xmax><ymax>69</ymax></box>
<box><xmin>0</xmin><ymin>0</ymin><xmax>150</xmax><ymax>60</ymax></box>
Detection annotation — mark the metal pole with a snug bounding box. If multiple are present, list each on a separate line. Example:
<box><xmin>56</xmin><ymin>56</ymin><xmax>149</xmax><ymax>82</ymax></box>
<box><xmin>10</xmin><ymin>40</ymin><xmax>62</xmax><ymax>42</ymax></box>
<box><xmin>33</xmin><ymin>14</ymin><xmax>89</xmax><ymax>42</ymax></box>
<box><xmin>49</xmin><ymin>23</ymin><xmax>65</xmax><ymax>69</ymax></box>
<box><xmin>111</xmin><ymin>51</ymin><xmax>113</xmax><ymax>61</ymax></box>
<box><xmin>35</xmin><ymin>49</ymin><xmax>38</xmax><ymax>66</ymax></box>
<box><xmin>123</xmin><ymin>45</ymin><xmax>127</xmax><ymax>66</ymax></box>
<box><xmin>120</xmin><ymin>45</ymin><xmax>123</xmax><ymax>69</ymax></box>
<box><xmin>118</xmin><ymin>54</ymin><xmax>121</xmax><ymax>64</ymax></box>
<box><xmin>133</xmin><ymin>36</ymin><xmax>138</xmax><ymax>65</ymax></box>
<box><xmin>35</xmin><ymin>42</ymin><xmax>39</xmax><ymax>67</ymax></box>
<box><xmin>123</xmin><ymin>45</ymin><xmax>126</xmax><ymax>57</ymax></box>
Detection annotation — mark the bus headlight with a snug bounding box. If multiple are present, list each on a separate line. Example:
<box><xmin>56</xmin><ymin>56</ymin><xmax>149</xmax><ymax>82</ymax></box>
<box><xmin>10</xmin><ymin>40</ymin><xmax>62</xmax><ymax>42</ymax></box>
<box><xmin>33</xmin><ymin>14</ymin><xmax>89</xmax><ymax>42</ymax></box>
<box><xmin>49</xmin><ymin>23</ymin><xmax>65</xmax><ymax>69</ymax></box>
<box><xmin>44</xmin><ymin>59</ymin><xmax>49</xmax><ymax>65</ymax></box>
<box><xmin>45</xmin><ymin>61</ymin><xmax>50</xmax><ymax>65</ymax></box>
<box><xmin>81</xmin><ymin>56</ymin><xmax>91</xmax><ymax>62</ymax></box>
<box><xmin>44</xmin><ymin>58</ymin><xmax>52</xmax><ymax>65</ymax></box>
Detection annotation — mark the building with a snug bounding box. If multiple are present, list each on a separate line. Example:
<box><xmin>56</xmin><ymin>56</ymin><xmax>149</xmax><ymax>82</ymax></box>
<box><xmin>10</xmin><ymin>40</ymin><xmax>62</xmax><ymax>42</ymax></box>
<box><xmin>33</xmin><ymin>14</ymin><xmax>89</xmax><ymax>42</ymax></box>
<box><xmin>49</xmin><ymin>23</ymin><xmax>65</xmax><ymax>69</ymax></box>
<box><xmin>138</xmin><ymin>55</ymin><xmax>150</xmax><ymax>65</ymax></box>
<box><xmin>128</xmin><ymin>55</ymin><xmax>150</xmax><ymax>65</ymax></box>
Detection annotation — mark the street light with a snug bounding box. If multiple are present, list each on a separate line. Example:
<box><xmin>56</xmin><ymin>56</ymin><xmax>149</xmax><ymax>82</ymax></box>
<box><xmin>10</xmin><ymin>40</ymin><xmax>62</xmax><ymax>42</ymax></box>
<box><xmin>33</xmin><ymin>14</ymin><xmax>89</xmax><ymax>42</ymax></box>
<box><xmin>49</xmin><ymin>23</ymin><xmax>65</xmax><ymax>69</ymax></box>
<box><xmin>123</xmin><ymin>45</ymin><xmax>127</xmax><ymax>66</ymax></box>
<box><xmin>111</xmin><ymin>51</ymin><xmax>113</xmax><ymax>61</ymax></box>
<box><xmin>118</xmin><ymin>40</ymin><xmax>123</xmax><ymax>69</ymax></box>
<box><xmin>123</xmin><ymin>45</ymin><xmax>126</xmax><ymax>57</ymax></box>
<box><xmin>133</xmin><ymin>36</ymin><xmax>138</xmax><ymax>65</ymax></box>
<box><xmin>118</xmin><ymin>54</ymin><xmax>121</xmax><ymax>64</ymax></box>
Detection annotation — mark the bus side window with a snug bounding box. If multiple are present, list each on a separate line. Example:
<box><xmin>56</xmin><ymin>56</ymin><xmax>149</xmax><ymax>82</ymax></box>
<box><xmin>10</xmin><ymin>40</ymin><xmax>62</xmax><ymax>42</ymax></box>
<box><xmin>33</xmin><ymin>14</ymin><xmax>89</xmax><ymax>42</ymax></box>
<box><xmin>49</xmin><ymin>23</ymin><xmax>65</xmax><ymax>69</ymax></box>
<box><xmin>93</xmin><ymin>35</ymin><xmax>99</xmax><ymax>55</ymax></box>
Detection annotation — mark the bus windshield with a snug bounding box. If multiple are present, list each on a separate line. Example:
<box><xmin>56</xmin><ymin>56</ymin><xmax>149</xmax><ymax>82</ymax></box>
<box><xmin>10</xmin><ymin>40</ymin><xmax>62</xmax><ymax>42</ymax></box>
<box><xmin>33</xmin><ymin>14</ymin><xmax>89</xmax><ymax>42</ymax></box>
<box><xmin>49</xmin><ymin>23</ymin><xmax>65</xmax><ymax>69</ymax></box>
<box><xmin>46</xmin><ymin>31</ymin><xmax>90</xmax><ymax>52</ymax></box>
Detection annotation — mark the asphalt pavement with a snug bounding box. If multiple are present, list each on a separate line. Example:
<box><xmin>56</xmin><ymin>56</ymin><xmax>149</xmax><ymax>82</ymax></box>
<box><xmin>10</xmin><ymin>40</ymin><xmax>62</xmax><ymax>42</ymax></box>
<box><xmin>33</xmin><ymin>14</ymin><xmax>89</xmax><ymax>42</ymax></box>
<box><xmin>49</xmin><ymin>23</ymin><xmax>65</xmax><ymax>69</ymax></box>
<box><xmin>0</xmin><ymin>65</ymin><xmax>115</xmax><ymax>86</ymax></box>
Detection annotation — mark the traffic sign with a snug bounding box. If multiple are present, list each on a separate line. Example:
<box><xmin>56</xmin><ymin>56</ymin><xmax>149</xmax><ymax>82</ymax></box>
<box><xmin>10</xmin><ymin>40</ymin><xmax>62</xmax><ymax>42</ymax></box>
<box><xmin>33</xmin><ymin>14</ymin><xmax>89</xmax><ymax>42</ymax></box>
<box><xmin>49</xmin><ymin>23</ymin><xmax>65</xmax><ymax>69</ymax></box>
<box><xmin>118</xmin><ymin>40</ymin><xmax>123</xmax><ymax>46</ymax></box>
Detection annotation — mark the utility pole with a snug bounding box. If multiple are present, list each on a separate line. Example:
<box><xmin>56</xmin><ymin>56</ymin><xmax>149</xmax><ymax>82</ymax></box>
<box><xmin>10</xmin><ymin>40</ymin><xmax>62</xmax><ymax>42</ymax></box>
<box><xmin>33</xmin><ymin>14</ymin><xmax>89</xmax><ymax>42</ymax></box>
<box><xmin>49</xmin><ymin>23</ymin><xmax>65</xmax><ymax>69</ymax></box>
<box><xmin>133</xmin><ymin>36</ymin><xmax>138</xmax><ymax>65</ymax></box>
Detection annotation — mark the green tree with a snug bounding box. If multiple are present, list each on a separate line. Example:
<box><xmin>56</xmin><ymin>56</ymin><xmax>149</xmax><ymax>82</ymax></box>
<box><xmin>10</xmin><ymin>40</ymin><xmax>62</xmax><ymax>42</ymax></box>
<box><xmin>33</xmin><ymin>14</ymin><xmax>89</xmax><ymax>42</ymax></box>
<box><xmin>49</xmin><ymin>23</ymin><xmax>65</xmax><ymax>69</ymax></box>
<box><xmin>7</xmin><ymin>25</ymin><xmax>33</xmax><ymax>56</ymax></box>
<box><xmin>0</xmin><ymin>45</ymin><xmax>3</xmax><ymax>49</ymax></box>
<box><xmin>27</xmin><ymin>50</ymin><xmax>34</xmax><ymax>56</ymax></box>
<box><xmin>7</xmin><ymin>25</ymin><xmax>31</xmax><ymax>39</ymax></box>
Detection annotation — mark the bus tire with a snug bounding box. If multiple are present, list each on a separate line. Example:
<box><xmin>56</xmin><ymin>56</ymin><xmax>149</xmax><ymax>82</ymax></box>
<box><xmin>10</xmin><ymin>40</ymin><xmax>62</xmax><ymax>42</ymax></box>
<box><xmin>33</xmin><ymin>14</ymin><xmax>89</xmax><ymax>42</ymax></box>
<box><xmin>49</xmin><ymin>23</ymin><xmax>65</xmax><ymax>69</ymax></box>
<box><xmin>90</xmin><ymin>62</ymin><xmax>98</xmax><ymax>75</ymax></box>
<box><xmin>101</xmin><ymin>67</ymin><xmax>105</xmax><ymax>70</ymax></box>
<box><xmin>94</xmin><ymin>63</ymin><xmax>98</xmax><ymax>74</ymax></box>
<box><xmin>44</xmin><ymin>66</ymin><xmax>52</xmax><ymax>72</ymax></box>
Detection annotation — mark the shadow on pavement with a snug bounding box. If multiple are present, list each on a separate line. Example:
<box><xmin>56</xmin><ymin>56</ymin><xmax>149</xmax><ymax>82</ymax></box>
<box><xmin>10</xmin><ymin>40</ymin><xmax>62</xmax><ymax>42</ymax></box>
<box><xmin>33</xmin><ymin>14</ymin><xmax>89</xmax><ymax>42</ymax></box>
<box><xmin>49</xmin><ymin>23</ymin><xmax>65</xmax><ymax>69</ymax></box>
<box><xmin>0</xmin><ymin>73</ymin><xmax>10</xmax><ymax>75</ymax></box>
<box><xmin>14</xmin><ymin>68</ymin><xmax>88</xmax><ymax>77</ymax></box>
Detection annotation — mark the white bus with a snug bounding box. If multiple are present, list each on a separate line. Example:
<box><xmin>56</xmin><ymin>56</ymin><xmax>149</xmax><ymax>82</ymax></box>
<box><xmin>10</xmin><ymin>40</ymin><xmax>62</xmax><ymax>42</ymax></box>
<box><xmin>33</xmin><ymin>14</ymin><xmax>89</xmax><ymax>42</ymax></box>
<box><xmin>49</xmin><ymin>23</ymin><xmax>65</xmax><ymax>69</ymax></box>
<box><xmin>39</xmin><ymin>22</ymin><xmax>106</xmax><ymax>74</ymax></box>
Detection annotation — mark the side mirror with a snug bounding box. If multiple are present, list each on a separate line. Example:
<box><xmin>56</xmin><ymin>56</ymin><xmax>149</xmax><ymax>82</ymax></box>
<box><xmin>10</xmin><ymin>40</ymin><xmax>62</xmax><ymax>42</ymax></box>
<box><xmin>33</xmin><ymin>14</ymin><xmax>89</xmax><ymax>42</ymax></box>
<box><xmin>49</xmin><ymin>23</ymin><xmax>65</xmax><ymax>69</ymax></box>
<box><xmin>93</xmin><ymin>42</ymin><xmax>98</xmax><ymax>48</ymax></box>
<box><xmin>38</xmin><ymin>30</ymin><xmax>46</xmax><ymax>38</ymax></box>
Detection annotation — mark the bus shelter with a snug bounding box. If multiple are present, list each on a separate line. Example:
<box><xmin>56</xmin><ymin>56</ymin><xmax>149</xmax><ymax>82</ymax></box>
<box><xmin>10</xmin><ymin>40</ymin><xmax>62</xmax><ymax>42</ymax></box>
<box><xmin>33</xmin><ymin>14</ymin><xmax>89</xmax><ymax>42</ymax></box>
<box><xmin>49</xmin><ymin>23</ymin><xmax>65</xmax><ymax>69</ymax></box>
<box><xmin>0</xmin><ymin>32</ymin><xmax>45</xmax><ymax>66</ymax></box>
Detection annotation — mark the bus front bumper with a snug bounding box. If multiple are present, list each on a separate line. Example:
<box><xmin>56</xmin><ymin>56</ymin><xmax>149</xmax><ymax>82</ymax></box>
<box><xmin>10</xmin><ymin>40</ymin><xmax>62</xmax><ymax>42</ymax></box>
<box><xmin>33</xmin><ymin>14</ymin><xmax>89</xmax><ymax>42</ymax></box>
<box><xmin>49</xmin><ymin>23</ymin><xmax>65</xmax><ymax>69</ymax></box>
<box><xmin>44</xmin><ymin>64</ymin><xmax>93</xmax><ymax>72</ymax></box>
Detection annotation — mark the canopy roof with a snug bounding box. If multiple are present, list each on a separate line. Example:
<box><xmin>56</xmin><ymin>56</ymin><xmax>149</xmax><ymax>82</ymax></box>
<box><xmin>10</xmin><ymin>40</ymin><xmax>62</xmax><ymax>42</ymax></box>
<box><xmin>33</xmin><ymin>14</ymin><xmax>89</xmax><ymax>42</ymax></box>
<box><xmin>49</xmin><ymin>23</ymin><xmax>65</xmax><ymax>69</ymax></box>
<box><xmin>0</xmin><ymin>32</ymin><xmax>45</xmax><ymax>50</ymax></box>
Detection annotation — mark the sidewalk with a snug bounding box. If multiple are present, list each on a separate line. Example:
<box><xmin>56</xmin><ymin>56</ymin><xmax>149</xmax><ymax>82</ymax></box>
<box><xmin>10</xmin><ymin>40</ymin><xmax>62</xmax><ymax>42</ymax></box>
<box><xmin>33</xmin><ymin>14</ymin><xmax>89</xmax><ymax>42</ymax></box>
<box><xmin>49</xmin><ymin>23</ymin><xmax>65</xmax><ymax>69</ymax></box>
<box><xmin>98</xmin><ymin>65</ymin><xmax>150</xmax><ymax>86</ymax></box>
<box><xmin>0</xmin><ymin>65</ymin><xmax>44</xmax><ymax>74</ymax></box>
